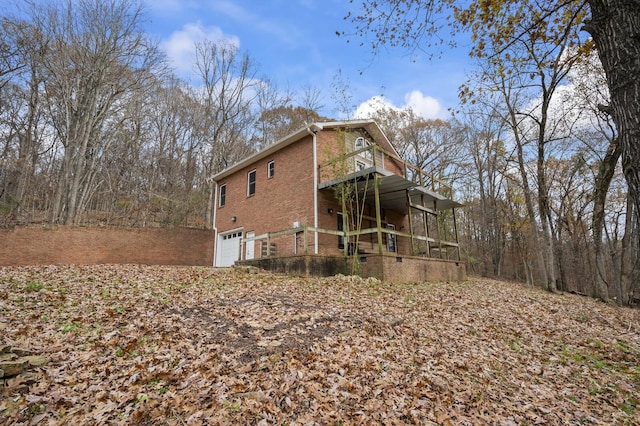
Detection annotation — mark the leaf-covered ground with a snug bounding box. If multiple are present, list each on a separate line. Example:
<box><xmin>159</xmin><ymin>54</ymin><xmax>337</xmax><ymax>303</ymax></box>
<box><xmin>1</xmin><ymin>265</ymin><xmax>639</xmax><ymax>425</ymax></box>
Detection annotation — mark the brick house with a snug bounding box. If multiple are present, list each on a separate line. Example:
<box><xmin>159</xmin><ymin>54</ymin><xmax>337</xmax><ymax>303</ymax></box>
<box><xmin>211</xmin><ymin>120</ymin><xmax>465</xmax><ymax>282</ymax></box>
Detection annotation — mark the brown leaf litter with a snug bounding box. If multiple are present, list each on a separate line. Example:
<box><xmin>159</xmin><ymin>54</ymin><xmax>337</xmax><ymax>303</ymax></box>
<box><xmin>0</xmin><ymin>265</ymin><xmax>638</xmax><ymax>425</ymax></box>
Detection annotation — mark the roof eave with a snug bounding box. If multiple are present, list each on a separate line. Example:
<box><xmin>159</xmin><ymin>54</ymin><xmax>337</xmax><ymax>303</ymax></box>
<box><xmin>210</xmin><ymin>119</ymin><xmax>400</xmax><ymax>182</ymax></box>
<box><xmin>212</xmin><ymin>123</ymin><xmax>322</xmax><ymax>181</ymax></box>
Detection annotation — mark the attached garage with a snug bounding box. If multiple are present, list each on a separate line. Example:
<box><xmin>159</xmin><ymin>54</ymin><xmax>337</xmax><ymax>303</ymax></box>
<box><xmin>216</xmin><ymin>230</ymin><xmax>242</xmax><ymax>267</ymax></box>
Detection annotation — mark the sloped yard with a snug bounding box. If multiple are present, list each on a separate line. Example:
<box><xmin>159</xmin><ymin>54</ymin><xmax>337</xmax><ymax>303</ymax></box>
<box><xmin>1</xmin><ymin>265</ymin><xmax>639</xmax><ymax>425</ymax></box>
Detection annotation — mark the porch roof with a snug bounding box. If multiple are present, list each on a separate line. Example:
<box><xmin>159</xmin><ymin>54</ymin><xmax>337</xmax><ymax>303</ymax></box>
<box><xmin>318</xmin><ymin>167</ymin><xmax>463</xmax><ymax>214</ymax></box>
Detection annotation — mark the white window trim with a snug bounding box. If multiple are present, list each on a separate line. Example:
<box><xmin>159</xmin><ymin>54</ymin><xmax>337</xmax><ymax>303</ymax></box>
<box><xmin>267</xmin><ymin>160</ymin><xmax>274</xmax><ymax>178</ymax></box>
<box><xmin>219</xmin><ymin>183</ymin><xmax>226</xmax><ymax>207</ymax></box>
<box><xmin>355</xmin><ymin>136</ymin><xmax>372</xmax><ymax>160</ymax></box>
<box><xmin>247</xmin><ymin>169</ymin><xmax>257</xmax><ymax>196</ymax></box>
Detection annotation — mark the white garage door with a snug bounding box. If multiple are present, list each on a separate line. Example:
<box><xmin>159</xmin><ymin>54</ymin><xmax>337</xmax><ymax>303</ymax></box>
<box><xmin>217</xmin><ymin>230</ymin><xmax>242</xmax><ymax>267</ymax></box>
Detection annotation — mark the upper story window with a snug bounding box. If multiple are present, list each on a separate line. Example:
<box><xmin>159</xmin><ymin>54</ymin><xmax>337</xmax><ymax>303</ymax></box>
<box><xmin>247</xmin><ymin>170</ymin><xmax>256</xmax><ymax>196</ymax></box>
<box><xmin>267</xmin><ymin>160</ymin><xmax>274</xmax><ymax>178</ymax></box>
<box><xmin>219</xmin><ymin>184</ymin><xmax>226</xmax><ymax>207</ymax></box>
<box><xmin>355</xmin><ymin>137</ymin><xmax>372</xmax><ymax>159</ymax></box>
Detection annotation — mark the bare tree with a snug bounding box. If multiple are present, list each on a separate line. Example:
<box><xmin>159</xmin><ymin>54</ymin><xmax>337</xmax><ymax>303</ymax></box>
<box><xmin>252</xmin><ymin>79</ymin><xmax>293</xmax><ymax>149</ymax></box>
<box><xmin>27</xmin><ymin>0</ymin><xmax>163</xmax><ymax>225</ymax></box>
<box><xmin>193</xmin><ymin>39</ymin><xmax>259</xmax><ymax>225</ymax></box>
<box><xmin>364</xmin><ymin>106</ymin><xmax>466</xmax><ymax>184</ymax></box>
<box><xmin>300</xmin><ymin>84</ymin><xmax>326</xmax><ymax>118</ymax></box>
<box><xmin>0</xmin><ymin>17</ymin><xmax>28</xmax><ymax>88</ymax></box>
<box><xmin>460</xmin><ymin>106</ymin><xmax>510</xmax><ymax>277</ymax></box>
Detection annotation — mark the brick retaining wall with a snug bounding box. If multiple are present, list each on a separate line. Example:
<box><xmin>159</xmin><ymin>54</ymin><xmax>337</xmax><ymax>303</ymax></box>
<box><xmin>0</xmin><ymin>226</ymin><xmax>213</xmax><ymax>266</ymax></box>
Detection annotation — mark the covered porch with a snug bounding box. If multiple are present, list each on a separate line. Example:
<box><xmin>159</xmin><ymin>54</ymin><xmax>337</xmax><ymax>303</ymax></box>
<box><xmin>317</xmin><ymin>165</ymin><xmax>462</xmax><ymax>261</ymax></box>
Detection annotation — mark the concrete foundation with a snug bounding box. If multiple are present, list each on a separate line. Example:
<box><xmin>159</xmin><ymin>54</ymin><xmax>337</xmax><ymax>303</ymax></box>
<box><xmin>238</xmin><ymin>253</ymin><xmax>466</xmax><ymax>283</ymax></box>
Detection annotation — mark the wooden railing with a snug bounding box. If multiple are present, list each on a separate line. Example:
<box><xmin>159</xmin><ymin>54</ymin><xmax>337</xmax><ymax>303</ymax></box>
<box><xmin>238</xmin><ymin>225</ymin><xmax>459</xmax><ymax>262</ymax></box>
<box><xmin>318</xmin><ymin>144</ymin><xmax>453</xmax><ymax>196</ymax></box>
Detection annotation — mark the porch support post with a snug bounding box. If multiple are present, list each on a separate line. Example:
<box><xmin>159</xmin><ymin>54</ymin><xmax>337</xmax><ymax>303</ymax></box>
<box><xmin>374</xmin><ymin>174</ymin><xmax>384</xmax><ymax>254</ymax></box>
<box><xmin>452</xmin><ymin>208</ymin><xmax>460</xmax><ymax>261</ymax></box>
<box><xmin>434</xmin><ymin>200</ymin><xmax>443</xmax><ymax>259</ymax></box>
<box><xmin>406</xmin><ymin>190</ymin><xmax>415</xmax><ymax>256</ymax></box>
<box><xmin>341</xmin><ymin>185</ymin><xmax>348</xmax><ymax>260</ymax></box>
<box><xmin>422</xmin><ymin>194</ymin><xmax>430</xmax><ymax>257</ymax></box>
<box><xmin>303</xmin><ymin>226</ymin><xmax>308</xmax><ymax>254</ymax></box>
<box><xmin>267</xmin><ymin>234</ymin><xmax>271</xmax><ymax>257</ymax></box>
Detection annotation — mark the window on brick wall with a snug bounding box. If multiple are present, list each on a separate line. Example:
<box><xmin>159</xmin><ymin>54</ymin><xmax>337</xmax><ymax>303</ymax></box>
<box><xmin>247</xmin><ymin>170</ymin><xmax>256</xmax><ymax>196</ymax></box>
<box><xmin>219</xmin><ymin>184</ymin><xmax>226</xmax><ymax>207</ymax></box>
<box><xmin>267</xmin><ymin>160</ymin><xmax>274</xmax><ymax>178</ymax></box>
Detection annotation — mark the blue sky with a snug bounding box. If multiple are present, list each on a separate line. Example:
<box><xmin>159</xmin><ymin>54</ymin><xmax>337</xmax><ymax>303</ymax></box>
<box><xmin>144</xmin><ymin>0</ymin><xmax>473</xmax><ymax>119</ymax></box>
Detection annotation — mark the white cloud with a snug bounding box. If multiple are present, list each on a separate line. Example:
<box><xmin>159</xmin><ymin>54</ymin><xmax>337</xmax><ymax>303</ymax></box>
<box><xmin>162</xmin><ymin>22</ymin><xmax>240</xmax><ymax>77</ymax></box>
<box><xmin>353</xmin><ymin>95</ymin><xmax>393</xmax><ymax>119</ymax></box>
<box><xmin>404</xmin><ymin>90</ymin><xmax>444</xmax><ymax>119</ymax></box>
<box><xmin>353</xmin><ymin>91</ymin><xmax>445</xmax><ymax>120</ymax></box>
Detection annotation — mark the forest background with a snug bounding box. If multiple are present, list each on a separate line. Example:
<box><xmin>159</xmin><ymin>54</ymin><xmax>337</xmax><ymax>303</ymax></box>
<box><xmin>0</xmin><ymin>0</ymin><xmax>637</xmax><ymax>305</ymax></box>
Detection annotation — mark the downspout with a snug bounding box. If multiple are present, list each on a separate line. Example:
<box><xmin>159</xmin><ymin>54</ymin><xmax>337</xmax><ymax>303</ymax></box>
<box><xmin>306</xmin><ymin>126</ymin><xmax>319</xmax><ymax>254</ymax></box>
<box><xmin>212</xmin><ymin>180</ymin><xmax>218</xmax><ymax>266</ymax></box>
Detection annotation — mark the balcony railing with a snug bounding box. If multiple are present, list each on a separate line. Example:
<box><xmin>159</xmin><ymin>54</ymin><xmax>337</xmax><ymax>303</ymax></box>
<box><xmin>318</xmin><ymin>143</ymin><xmax>453</xmax><ymax>197</ymax></box>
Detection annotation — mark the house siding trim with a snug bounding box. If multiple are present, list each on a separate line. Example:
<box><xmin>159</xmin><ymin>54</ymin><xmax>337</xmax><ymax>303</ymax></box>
<box><xmin>310</xmin><ymin>126</ymin><xmax>319</xmax><ymax>254</ymax></box>
<box><xmin>212</xmin><ymin>181</ymin><xmax>219</xmax><ymax>266</ymax></box>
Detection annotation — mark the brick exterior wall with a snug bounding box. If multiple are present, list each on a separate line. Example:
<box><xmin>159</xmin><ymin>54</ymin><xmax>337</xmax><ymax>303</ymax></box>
<box><xmin>0</xmin><ymin>226</ymin><xmax>213</xmax><ymax>266</ymax></box>
<box><xmin>215</xmin><ymin>134</ymin><xmax>315</xmax><ymax>237</ymax></box>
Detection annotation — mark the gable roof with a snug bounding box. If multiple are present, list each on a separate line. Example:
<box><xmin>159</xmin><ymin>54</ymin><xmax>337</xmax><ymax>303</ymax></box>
<box><xmin>211</xmin><ymin>119</ymin><xmax>398</xmax><ymax>182</ymax></box>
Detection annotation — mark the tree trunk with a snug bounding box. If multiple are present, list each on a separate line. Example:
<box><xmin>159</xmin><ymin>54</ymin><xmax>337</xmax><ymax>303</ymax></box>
<box><xmin>586</xmin><ymin>0</ymin><xmax>640</xmax><ymax>237</ymax></box>
<box><xmin>514</xmin><ymin>136</ymin><xmax>548</xmax><ymax>287</ymax></box>
<box><xmin>591</xmin><ymin>138</ymin><xmax>621</xmax><ymax>299</ymax></box>
<box><xmin>537</xmin><ymin>145</ymin><xmax>557</xmax><ymax>292</ymax></box>
<box><xmin>618</xmin><ymin>194</ymin><xmax>634</xmax><ymax>304</ymax></box>
<box><xmin>15</xmin><ymin>68</ymin><xmax>41</xmax><ymax>217</ymax></box>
